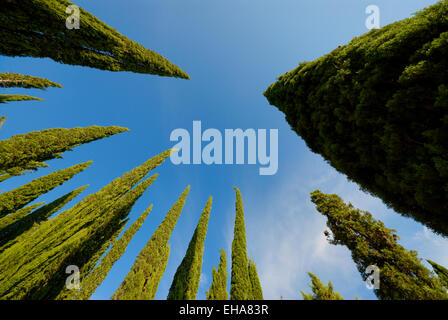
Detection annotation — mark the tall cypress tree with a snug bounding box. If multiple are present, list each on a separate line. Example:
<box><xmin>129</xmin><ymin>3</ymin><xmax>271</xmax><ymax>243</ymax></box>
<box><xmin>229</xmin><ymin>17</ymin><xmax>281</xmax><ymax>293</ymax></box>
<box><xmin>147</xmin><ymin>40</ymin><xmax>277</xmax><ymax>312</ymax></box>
<box><xmin>0</xmin><ymin>150</ymin><xmax>173</xmax><ymax>300</ymax></box>
<box><xmin>301</xmin><ymin>273</ymin><xmax>344</xmax><ymax>300</ymax></box>
<box><xmin>0</xmin><ymin>126</ymin><xmax>128</xmax><ymax>179</ymax></box>
<box><xmin>427</xmin><ymin>260</ymin><xmax>448</xmax><ymax>289</ymax></box>
<box><xmin>112</xmin><ymin>185</ymin><xmax>191</xmax><ymax>300</ymax></box>
<box><xmin>248</xmin><ymin>259</ymin><xmax>263</xmax><ymax>300</ymax></box>
<box><xmin>311</xmin><ymin>190</ymin><xmax>448</xmax><ymax>300</ymax></box>
<box><xmin>264</xmin><ymin>1</ymin><xmax>448</xmax><ymax>236</ymax></box>
<box><xmin>0</xmin><ymin>161</ymin><xmax>91</xmax><ymax>217</ymax></box>
<box><xmin>0</xmin><ymin>0</ymin><xmax>189</xmax><ymax>79</ymax></box>
<box><xmin>74</xmin><ymin>204</ymin><xmax>153</xmax><ymax>300</ymax></box>
<box><xmin>0</xmin><ymin>185</ymin><xmax>88</xmax><ymax>250</ymax></box>
<box><xmin>0</xmin><ymin>72</ymin><xmax>62</xmax><ymax>104</ymax></box>
<box><xmin>230</xmin><ymin>187</ymin><xmax>251</xmax><ymax>300</ymax></box>
<box><xmin>206</xmin><ymin>249</ymin><xmax>228</xmax><ymax>300</ymax></box>
<box><xmin>167</xmin><ymin>196</ymin><xmax>212</xmax><ymax>300</ymax></box>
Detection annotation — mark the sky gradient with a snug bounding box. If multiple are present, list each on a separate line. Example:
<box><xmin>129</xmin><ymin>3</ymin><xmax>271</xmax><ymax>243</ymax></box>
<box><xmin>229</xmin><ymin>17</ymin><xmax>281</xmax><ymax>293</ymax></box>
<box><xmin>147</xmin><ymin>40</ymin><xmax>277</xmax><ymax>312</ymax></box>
<box><xmin>1</xmin><ymin>0</ymin><xmax>447</xmax><ymax>300</ymax></box>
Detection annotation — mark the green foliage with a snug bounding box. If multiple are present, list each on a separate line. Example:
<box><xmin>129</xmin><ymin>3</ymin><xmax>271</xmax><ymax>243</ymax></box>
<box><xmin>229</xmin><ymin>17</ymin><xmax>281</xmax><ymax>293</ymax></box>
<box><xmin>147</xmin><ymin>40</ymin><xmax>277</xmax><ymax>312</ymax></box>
<box><xmin>207</xmin><ymin>249</ymin><xmax>228</xmax><ymax>300</ymax></box>
<box><xmin>301</xmin><ymin>272</ymin><xmax>343</xmax><ymax>300</ymax></box>
<box><xmin>248</xmin><ymin>259</ymin><xmax>263</xmax><ymax>300</ymax></box>
<box><xmin>427</xmin><ymin>260</ymin><xmax>448</xmax><ymax>289</ymax></box>
<box><xmin>168</xmin><ymin>196</ymin><xmax>212</xmax><ymax>300</ymax></box>
<box><xmin>0</xmin><ymin>203</ymin><xmax>44</xmax><ymax>232</ymax></box>
<box><xmin>0</xmin><ymin>126</ymin><xmax>128</xmax><ymax>179</ymax></box>
<box><xmin>0</xmin><ymin>72</ymin><xmax>62</xmax><ymax>104</ymax></box>
<box><xmin>112</xmin><ymin>185</ymin><xmax>191</xmax><ymax>300</ymax></box>
<box><xmin>311</xmin><ymin>190</ymin><xmax>448</xmax><ymax>300</ymax></box>
<box><xmin>73</xmin><ymin>204</ymin><xmax>153</xmax><ymax>300</ymax></box>
<box><xmin>0</xmin><ymin>73</ymin><xmax>62</xmax><ymax>89</ymax></box>
<box><xmin>0</xmin><ymin>95</ymin><xmax>42</xmax><ymax>103</ymax></box>
<box><xmin>264</xmin><ymin>1</ymin><xmax>448</xmax><ymax>236</ymax></box>
<box><xmin>0</xmin><ymin>161</ymin><xmax>91</xmax><ymax>218</ymax></box>
<box><xmin>0</xmin><ymin>150</ymin><xmax>172</xmax><ymax>299</ymax></box>
<box><xmin>0</xmin><ymin>0</ymin><xmax>189</xmax><ymax>79</ymax></box>
<box><xmin>230</xmin><ymin>187</ymin><xmax>251</xmax><ymax>300</ymax></box>
<box><xmin>0</xmin><ymin>185</ymin><xmax>88</xmax><ymax>251</ymax></box>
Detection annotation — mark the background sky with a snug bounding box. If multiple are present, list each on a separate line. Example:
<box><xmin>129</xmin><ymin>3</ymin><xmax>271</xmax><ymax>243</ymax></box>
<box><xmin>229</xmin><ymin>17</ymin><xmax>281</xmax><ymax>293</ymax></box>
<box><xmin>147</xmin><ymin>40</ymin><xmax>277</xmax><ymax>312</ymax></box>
<box><xmin>1</xmin><ymin>0</ymin><xmax>447</xmax><ymax>300</ymax></box>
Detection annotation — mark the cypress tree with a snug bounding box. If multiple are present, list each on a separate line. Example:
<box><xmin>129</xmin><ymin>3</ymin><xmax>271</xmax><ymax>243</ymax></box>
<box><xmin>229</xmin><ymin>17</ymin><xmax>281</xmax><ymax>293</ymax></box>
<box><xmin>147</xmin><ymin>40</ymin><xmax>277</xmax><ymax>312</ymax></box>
<box><xmin>167</xmin><ymin>196</ymin><xmax>212</xmax><ymax>300</ymax></box>
<box><xmin>264</xmin><ymin>1</ymin><xmax>448</xmax><ymax>236</ymax></box>
<box><xmin>112</xmin><ymin>185</ymin><xmax>191</xmax><ymax>300</ymax></box>
<box><xmin>0</xmin><ymin>95</ymin><xmax>42</xmax><ymax>104</ymax></box>
<box><xmin>0</xmin><ymin>202</ymin><xmax>44</xmax><ymax>231</ymax></box>
<box><xmin>0</xmin><ymin>72</ymin><xmax>62</xmax><ymax>104</ymax></box>
<box><xmin>301</xmin><ymin>272</ymin><xmax>344</xmax><ymax>300</ymax></box>
<box><xmin>74</xmin><ymin>204</ymin><xmax>153</xmax><ymax>300</ymax></box>
<box><xmin>248</xmin><ymin>259</ymin><xmax>263</xmax><ymax>300</ymax></box>
<box><xmin>427</xmin><ymin>260</ymin><xmax>448</xmax><ymax>289</ymax></box>
<box><xmin>230</xmin><ymin>187</ymin><xmax>251</xmax><ymax>300</ymax></box>
<box><xmin>0</xmin><ymin>185</ymin><xmax>88</xmax><ymax>250</ymax></box>
<box><xmin>310</xmin><ymin>190</ymin><xmax>448</xmax><ymax>300</ymax></box>
<box><xmin>0</xmin><ymin>150</ymin><xmax>172</xmax><ymax>299</ymax></box>
<box><xmin>0</xmin><ymin>73</ymin><xmax>62</xmax><ymax>90</ymax></box>
<box><xmin>0</xmin><ymin>161</ymin><xmax>91</xmax><ymax>218</ymax></box>
<box><xmin>206</xmin><ymin>249</ymin><xmax>228</xmax><ymax>300</ymax></box>
<box><xmin>0</xmin><ymin>125</ymin><xmax>128</xmax><ymax>179</ymax></box>
<box><xmin>0</xmin><ymin>0</ymin><xmax>189</xmax><ymax>79</ymax></box>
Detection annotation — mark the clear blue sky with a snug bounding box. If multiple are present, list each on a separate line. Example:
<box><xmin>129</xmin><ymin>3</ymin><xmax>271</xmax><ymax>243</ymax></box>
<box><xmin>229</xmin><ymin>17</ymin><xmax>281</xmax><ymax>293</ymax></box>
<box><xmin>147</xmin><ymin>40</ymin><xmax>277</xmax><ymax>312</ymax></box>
<box><xmin>1</xmin><ymin>0</ymin><xmax>447</xmax><ymax>300</ymax></box>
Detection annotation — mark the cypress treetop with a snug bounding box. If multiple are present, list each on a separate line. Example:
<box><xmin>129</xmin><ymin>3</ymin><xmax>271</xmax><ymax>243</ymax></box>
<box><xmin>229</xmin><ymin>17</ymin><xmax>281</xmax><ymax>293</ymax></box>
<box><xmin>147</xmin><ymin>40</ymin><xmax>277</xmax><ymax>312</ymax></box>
<box><xmin>0</xmin><ymin>185</ymin><xmax>88</xmax><ymax>250</ymax></box>
<box><xmin>74</xmin><ymin>204</ymin><xmax>153</xmax><ymax>300</ymax></box>
<box><xmin>167</xmin><ymin>196</ymin><xmax>212</xmax><ymax>300</ymax></box>
<box><xmin>0</xmin><ymin>72</ymin><xmax>62</xmax><ymax>104</ymax></box>
<box><xmin>0</xmin><ymin>151</ymin><xmax>171</xmax><ymax>299</ymax></box>
<box><xmin>301</xmin><ymin>273</ymin><xmax>343</xmax><ymax>300</ymax></box>
<box><xmin>206</xmin><ymin>249</ymin><xmax>228</xmax><ymax>300</ymax></box>
<box><xmin>248</xmin><ymin>259</ymin><xmax>263</xmax><ymax>300</ymax></box>
<box><xmin>230</xmin><ymin>187</ymin><xmax>251</xmax><ymax>300</ymax></box>
<box><xmin>0</xmin><ymin>161</ymin><xmax>91</xmax><ymax>218</ymax></box>
<box><xmin>0</xmin><ymin>73</ymin><xmax>62</xmax><ymax>90</ymax></box>
<box><xmin>0</xmin><ymin>126</ymin><xmax>128</xmax><ymax>178</ymax></box>
<box><xmin>311</xmin><ymin>190</ymin><xmax>448</xmax><ymax>300</ymax></box>
<box><xmin>264</xmin><ymin>1</ymin><xmax>448</xmax><ymax>236</ymax></box>
<box><xmin>0</xmin><ymin>0</ymin><xmax>189</xmax><ymax>79</ymax></box>
<box><xmin>112</xmin><ymin>185</ymin><xmax>191</xmax><ymax>300</ymax></box>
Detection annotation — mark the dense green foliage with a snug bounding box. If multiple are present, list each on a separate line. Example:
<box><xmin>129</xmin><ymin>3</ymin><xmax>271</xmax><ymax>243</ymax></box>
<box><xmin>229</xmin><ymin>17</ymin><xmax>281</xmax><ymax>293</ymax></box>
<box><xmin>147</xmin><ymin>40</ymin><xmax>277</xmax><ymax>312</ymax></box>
<box><xmin>248</xmin><ymin>259</ymin><xmax>263</xmax><ymax>300</ymax></box>
<box><xmin>301</xmin><ymin>273</ymin><xmax>343</xmax><ymax>300</ymax></box>
<box><xmin>427</xmin><ymin>260</ymin><xmax>448</xmax><ymax>289</ymax></box>
<box><xmin>0</xmin><ymin>161</ymin><xmax>91</xmax><ymax>218</ymax></box>
<box><xmin>0</xmin><ymin>203</ymin><xmax>44</xmax><ymax>232</ymax></box>
<box><xmin>0</xmin><ymin>126</ymin><xmax>128</xmax><ymax>179</ymax></box>
<box><xmin>0</xmin><ymin>0</ymin><xmax>189</xmax><ymax>79</ymax></box>
<box><xmin>0</xmin><ymin>186</ymin><xmax>88</xmax><ymax>251</ymax></box>
<box><xmin>311</xmin><ymin>190</ymin><xmax>448</xmax><ymax>300</ymax></box>
<box><xmin>112</xmin><ymin>185</ymin><xmax>190</xmax><ymax>300</ymax></box>
<box><xmin>0</xmin><ymin>73</ymin><xmax>62</xmax><ymax>89</ymax></box>
<box><xmin>73</xmin><ymin>204</ymin><xmax>153</xmax><ymax>300</ymax></box>
<box><xmin>206</xmin><ymin>249</ymin><xmax>228</xmax><ymax>300</ymax></box>
<box><xmin>0</xmin><ymin>150</ymin><xmax>172</xmax><ymax>299</ymax></box>
<box><xmin>0</xmin><ymin>72</ymin><xmax>62</xmax><ymax>104</ymax></box>
<box><xmin>230</xmin><ymin>187</ymin><xmax>251</xmax><ymax>300</ymax></box>
<box><xmin>264</xmin><ymin>1</ymin><xmax>448</xmax><ymax>236</ymax></box>
<box><xmin>168</xmin><ymin>196</ymin><xmax>212</xmax><ymax>300</ymax></box>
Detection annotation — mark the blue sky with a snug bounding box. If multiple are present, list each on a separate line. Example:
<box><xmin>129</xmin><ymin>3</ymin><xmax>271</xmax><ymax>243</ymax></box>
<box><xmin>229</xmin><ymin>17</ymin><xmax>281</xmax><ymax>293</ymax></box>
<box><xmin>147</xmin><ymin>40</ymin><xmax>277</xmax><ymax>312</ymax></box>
<box><xmin>1</xmin><ymin>0</ymin><xmax>447</xmax><ymax>300</ymax></box>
